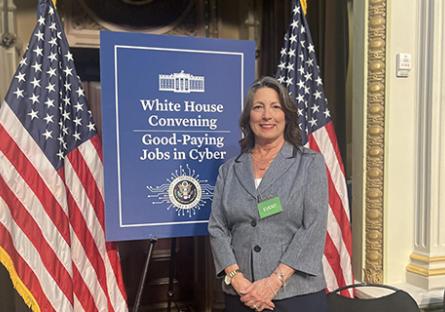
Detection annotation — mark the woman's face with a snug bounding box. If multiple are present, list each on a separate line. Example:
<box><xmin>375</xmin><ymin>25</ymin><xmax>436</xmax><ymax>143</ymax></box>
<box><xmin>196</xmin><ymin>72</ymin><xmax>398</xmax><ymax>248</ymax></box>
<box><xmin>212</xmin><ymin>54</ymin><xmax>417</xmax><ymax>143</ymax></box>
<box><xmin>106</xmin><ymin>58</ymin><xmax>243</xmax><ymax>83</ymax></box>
<box><xmin>249</xmin><ymin>87</ymin><xmax>286</xmax><ymax>145</ymax></box>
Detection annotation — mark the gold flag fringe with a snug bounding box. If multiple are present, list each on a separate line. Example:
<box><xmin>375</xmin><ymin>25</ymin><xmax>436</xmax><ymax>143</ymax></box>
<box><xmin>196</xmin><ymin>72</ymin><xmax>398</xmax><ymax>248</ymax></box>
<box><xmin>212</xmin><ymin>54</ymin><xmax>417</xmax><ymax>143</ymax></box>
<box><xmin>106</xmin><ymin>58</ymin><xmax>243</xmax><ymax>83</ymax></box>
<box><xmin>300</xmin><ymin>0</ymin><xmax>307</xmax><ymax>15</ymax></box>
<box><xmin>0</xmin><ymin>247</ymin><xmax>41</xmax><ymax>312</ymax></box>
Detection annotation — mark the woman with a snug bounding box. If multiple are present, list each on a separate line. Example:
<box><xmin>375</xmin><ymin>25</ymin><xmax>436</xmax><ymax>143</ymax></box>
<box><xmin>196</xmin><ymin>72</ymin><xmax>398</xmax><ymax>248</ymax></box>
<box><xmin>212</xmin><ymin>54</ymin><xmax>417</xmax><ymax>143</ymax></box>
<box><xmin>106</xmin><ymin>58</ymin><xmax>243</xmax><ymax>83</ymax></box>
<box><xmin>208</xmin><ymin>76</ymin><xmax>329</xmax><ymax>311</ymax></box>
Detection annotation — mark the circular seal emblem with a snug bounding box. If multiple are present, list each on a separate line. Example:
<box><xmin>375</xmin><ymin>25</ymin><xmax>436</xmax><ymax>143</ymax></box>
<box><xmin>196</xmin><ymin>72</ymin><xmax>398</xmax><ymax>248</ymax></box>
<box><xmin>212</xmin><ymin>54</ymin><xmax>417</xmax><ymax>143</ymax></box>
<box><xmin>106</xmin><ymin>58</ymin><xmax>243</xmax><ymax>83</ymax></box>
<box><xmin>168</xmin><ymin>175</ymin><xmax>202</xmax><ymax>210</ymax></box>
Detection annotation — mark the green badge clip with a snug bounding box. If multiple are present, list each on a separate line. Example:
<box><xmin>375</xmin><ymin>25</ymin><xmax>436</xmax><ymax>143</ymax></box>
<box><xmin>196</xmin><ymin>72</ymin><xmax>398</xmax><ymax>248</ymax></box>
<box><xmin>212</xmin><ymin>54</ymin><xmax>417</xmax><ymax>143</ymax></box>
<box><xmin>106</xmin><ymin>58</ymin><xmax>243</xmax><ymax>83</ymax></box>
<box><xmin>257</xmin><ymin>196</ymin><xmax>282</xmax><ymax>219</ymax></box>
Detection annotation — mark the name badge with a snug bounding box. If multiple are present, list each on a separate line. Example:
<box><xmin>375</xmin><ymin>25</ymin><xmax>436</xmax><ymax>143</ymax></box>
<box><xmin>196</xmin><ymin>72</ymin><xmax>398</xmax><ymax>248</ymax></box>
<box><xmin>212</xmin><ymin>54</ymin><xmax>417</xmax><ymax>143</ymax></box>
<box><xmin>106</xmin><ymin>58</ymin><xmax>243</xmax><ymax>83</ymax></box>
<box><xmin>257</xmin><ymin>196</ymin><xmax>282</xmax><ymax>219</ymax></box>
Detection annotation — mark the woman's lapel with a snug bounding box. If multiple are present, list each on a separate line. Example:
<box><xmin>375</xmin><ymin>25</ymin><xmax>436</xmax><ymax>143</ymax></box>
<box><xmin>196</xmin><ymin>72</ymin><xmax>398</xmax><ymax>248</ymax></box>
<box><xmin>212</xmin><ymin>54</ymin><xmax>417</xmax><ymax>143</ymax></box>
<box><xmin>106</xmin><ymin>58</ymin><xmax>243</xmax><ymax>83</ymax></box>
<box><xmin>233</xmin><ymin>152</ymin><xmax>257</xmax><ymax>199</ymax></box>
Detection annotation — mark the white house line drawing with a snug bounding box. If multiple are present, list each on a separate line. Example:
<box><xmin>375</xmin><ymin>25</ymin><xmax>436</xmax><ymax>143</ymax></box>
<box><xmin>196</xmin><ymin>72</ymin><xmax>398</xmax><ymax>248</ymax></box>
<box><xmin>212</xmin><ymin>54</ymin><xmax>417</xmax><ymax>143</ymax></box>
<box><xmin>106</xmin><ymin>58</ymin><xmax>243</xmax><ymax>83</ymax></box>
<box><xmin>159</xmin><ymin>70</ymin><xmax>205</xmax><ymax>93</ymax></box>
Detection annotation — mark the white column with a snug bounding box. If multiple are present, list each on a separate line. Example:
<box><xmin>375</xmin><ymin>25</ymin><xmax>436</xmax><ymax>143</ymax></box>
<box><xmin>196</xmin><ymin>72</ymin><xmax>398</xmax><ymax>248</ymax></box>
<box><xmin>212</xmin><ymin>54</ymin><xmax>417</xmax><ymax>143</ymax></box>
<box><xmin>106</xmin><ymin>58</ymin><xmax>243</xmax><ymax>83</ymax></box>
<box><xmin>406</xmin><ymin>0</ymin><xmax>445</xmax><ymax>290</ymax></box>
<box><xmin>0</xmin><ymin>0</ymin><xmax>19</xmax><ymax>101</ymax></box>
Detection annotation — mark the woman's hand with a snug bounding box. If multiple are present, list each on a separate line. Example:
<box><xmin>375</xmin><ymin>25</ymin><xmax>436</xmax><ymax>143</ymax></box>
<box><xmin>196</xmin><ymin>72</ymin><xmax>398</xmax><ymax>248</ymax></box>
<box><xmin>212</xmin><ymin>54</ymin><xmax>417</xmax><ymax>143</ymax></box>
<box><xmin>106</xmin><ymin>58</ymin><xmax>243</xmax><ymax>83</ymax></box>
<box><xmin>239</xmin><ymin>275</ymin><xmax>281</xmax><ymax>311</ymax></box>
<box><xmin>231</xmin><ymin>273</ymin><xmax>252</xmax><ymax>296</ymax></box>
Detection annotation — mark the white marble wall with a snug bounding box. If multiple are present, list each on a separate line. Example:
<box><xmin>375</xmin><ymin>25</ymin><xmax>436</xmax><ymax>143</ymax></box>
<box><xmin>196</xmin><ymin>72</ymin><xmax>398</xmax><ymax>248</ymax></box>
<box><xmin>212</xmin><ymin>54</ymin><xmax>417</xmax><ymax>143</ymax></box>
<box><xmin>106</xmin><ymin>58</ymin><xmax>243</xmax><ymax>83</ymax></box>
<box><xmin>351</xmin><ymin>0</ymin><xmax>445</xmax><ymax>306</ymax></box>
<box><xmin>406</xmin><ymin>0</ymin><xmax>445</xmax><ymax>291</ymax></box>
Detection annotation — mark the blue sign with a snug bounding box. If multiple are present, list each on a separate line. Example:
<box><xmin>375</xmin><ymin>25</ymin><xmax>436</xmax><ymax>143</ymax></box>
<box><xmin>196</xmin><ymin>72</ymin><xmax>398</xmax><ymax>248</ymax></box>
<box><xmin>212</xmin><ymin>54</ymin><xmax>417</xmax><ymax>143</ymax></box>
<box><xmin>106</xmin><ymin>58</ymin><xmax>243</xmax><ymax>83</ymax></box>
<box><xmin>100</xmin><ymin>31</ymin><xmax>255</xmax><ymax>241</ymax></box>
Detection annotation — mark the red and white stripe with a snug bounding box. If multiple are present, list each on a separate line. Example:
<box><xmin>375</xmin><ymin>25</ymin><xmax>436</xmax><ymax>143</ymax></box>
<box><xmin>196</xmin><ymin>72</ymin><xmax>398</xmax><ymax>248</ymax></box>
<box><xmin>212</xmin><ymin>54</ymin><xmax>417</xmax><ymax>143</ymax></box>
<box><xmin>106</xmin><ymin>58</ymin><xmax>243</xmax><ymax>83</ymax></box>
<box><xmin>308</xmin><ymin>122</ymin><xmax>354</xmax><ymax>297</ymax></box>
<box><xmin>0</xmin><ymin>102</ymin><xmax>128</xmax><ymax>311</ymax></box>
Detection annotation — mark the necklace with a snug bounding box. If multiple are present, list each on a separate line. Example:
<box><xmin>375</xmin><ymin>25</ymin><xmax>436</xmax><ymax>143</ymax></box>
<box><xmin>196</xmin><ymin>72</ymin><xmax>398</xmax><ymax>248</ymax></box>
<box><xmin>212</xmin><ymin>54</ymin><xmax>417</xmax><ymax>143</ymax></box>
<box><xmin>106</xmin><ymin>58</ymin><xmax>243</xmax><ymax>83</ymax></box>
<box><xmin>251</xmin><ymin>150</ymin><xmax>279</xmax><ymax>172</ymax></box>
<box><xmin>251</xmin><ymin>142</ymin><xmax>283</xmax><ymax>175</ymax></box>
<box><xmin>253</xmin><ymin>158</ymin><xmax>272</xmax><ymax>171</ymax></box>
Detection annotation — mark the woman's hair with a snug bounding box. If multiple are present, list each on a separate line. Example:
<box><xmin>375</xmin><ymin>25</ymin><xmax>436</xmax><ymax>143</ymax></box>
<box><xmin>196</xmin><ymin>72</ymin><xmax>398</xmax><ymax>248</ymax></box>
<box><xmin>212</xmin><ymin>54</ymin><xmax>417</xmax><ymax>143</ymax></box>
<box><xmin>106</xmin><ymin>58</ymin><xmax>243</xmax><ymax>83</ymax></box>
<box><xmin>239</xmin><ymin>76</ymin><xmax>301</xmax><ymax>152</ymax></box>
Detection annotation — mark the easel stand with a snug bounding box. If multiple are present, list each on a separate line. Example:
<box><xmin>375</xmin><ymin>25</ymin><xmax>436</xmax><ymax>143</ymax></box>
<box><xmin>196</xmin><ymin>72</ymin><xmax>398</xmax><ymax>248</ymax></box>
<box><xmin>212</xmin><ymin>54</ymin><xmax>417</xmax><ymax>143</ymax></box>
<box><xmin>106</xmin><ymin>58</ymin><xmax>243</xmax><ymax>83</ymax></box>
<box><xmin>132</xmin><ymin>239</ymin><xmax>157</xmax><ymax>312</ymax></box>
<box><xmin>167</xmin><ymin>238</ymin><xmax>177</xmax><ymax>311</ymax></box>
<box><xmin>132</xmin><ymin>238</ymin><xmax>181</xmax><ymax>312</ymax></box>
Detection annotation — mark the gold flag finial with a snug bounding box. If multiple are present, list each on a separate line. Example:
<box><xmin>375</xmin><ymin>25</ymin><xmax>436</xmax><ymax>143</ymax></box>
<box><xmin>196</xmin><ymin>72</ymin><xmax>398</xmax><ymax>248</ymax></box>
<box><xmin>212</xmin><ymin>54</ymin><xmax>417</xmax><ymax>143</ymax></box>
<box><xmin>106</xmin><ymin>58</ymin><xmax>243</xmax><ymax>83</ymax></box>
<box><xmin>300</xmin><ymin>0</ymin><xmax>307</xmax><ymax>15</ymax></box>
<box><xmin>52</xmin><ymin>0</ymin><xmax>57</xmax><ymax>7</ymax></box>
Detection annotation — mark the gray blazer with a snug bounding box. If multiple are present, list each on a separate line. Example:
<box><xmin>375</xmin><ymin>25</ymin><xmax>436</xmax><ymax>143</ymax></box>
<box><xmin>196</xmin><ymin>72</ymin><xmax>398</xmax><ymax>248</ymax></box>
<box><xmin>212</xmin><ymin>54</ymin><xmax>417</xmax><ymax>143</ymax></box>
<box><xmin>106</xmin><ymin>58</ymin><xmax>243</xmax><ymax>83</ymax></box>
<box><xmin>208</xmin><ymin>142</ymin><xmax>328</xmax><ymax>299</ymax></box>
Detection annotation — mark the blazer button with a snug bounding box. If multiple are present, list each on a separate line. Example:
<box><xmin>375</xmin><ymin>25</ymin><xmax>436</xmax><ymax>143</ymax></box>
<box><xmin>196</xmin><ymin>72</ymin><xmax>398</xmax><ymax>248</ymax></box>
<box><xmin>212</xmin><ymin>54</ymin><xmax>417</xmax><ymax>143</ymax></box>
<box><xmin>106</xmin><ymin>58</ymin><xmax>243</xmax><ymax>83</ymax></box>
<box><xmin>251</xmin><ymin>220</ymin><xmax>257</xmax><ymax>227</ymax></box>
<box><xmin>254</xmin><ymin>245</ymin><xmax>261</xmax><ymax>252</ymax></box>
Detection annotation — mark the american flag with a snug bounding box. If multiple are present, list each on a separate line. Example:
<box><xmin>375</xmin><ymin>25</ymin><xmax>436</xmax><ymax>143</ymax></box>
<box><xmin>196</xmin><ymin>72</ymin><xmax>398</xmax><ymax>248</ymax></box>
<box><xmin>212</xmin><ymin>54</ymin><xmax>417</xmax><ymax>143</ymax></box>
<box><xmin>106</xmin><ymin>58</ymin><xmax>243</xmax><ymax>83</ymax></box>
<box><xmin>276</xmin><ymin>0</ymin><xmax>354</xmax><ymax>296</ymax></box>
<box><xmin>0</xmin><ymin>0</ymin><xmax>128</xmax><ymax>310</ymax></box>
